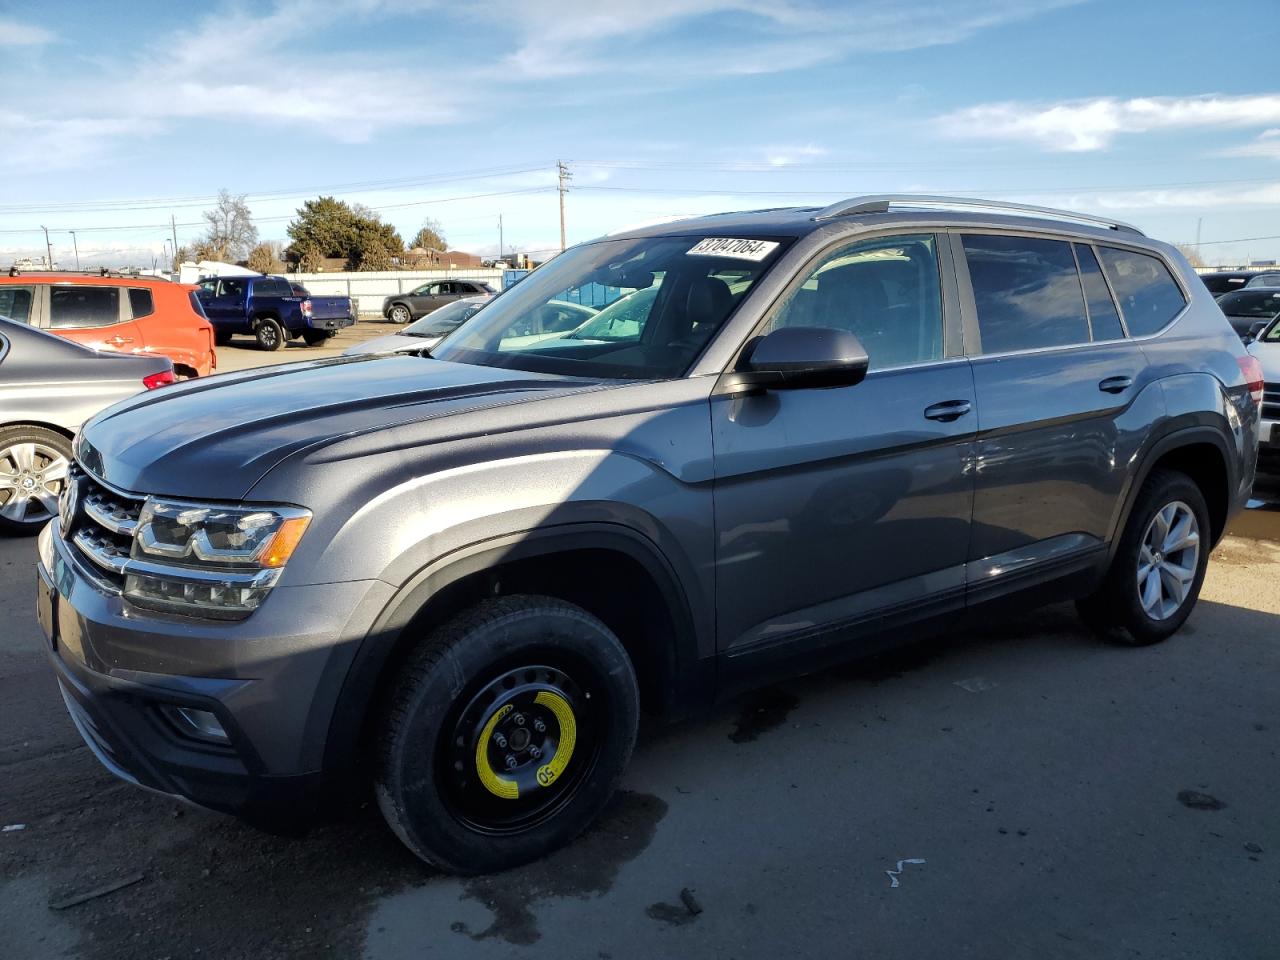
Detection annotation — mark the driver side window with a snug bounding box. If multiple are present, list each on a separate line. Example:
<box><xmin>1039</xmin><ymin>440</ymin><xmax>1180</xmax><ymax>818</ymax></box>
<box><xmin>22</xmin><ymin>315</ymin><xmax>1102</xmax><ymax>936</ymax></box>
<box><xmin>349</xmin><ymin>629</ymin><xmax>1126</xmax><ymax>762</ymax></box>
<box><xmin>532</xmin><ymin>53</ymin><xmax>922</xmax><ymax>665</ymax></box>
<box><xmin>768</xmin><ymin>234</ymin><xmax>943</xmax><ymax>371</ymax></box>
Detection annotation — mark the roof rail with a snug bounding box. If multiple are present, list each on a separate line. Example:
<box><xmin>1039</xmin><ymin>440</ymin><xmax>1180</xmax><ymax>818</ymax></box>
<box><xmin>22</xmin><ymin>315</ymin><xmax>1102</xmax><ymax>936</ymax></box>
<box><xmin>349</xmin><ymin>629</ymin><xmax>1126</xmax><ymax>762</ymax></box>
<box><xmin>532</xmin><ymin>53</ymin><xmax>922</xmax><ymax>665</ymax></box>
<box><xmin>6</xmin><ymin>266</ymin><xmax>172</xmax><ymax>280</ymax></box>
<box><xmin>811</xmin><ymin>194</ymin><xmax>1145</xmax><ymax>236</ymax></box>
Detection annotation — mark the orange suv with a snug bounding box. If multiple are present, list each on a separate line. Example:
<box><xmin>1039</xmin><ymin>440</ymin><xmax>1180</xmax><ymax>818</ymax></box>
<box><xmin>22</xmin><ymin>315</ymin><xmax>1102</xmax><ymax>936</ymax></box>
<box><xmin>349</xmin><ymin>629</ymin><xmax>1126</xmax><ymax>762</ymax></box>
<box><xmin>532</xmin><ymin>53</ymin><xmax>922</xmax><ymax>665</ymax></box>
<box><xmin>0</xmin><ymin>271</ymin><xmax>216</xmax><ymax>378</ymax></box>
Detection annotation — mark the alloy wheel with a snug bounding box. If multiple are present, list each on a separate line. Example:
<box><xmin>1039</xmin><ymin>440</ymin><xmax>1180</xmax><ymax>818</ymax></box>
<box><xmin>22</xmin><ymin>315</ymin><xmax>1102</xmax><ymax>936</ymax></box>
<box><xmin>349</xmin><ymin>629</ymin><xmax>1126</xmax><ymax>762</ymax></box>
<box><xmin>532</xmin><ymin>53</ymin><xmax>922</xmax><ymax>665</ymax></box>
<box><xmin>0</xmin><ymin>442</ymin><xmax>69</xmax><ymax>525</ymax></box>
<box><xmin>1136</xmin><ymin>500</ymin><xmax>1200</xmax><ymax>621</ymax></box>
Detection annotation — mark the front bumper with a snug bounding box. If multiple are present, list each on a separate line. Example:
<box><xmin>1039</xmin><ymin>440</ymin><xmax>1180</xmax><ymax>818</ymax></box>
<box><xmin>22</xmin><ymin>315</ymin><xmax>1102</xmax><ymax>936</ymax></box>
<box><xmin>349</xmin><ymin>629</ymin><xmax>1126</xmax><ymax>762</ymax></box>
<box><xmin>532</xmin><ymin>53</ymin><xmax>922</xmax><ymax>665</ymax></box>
<box><xmin>36</xmin><ymin>522</ymin><xmax>392</xmax><ymax>830</ymax></box>
<box><xmin>1260</xmin><ymin>416</ymin><xmax>1279</xmax><ymax>450</ymax></box>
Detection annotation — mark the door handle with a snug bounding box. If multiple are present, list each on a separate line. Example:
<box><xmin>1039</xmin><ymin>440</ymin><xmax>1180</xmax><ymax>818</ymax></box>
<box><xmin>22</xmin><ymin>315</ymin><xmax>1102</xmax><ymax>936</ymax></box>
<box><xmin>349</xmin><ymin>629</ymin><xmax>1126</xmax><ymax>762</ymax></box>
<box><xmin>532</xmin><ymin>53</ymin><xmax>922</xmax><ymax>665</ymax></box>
<box><xmin>923</xmin><ymin>399</ymin><xmax>972</xmax><ymax>422</ymax></box>
<box><xmin>1098</xmin><ymin>376</ymin><xmax>1133</xmax><ymax>394</ymax></box>
<box><xmin>105</xmin><ymin>336</ymin><xmax>134</xmax><ymax>347</ymax></box>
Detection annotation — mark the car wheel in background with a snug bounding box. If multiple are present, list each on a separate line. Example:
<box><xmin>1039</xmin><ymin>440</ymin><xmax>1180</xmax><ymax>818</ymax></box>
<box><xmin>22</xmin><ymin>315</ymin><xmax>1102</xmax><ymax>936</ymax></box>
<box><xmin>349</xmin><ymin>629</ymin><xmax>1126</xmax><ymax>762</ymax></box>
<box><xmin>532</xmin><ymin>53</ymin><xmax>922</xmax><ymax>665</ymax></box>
<box><xmin>0</xmin><ymin>426</ymin><xmax>73</xmax><ymax>536</ymax></box>
<box><xmin>375</xmin><ymin>595</ymin><xmax>640</xmax><ymax>874</ymax></box>
<box><xmin>388</xmin><ymin>304</ymin><xmax>412</xmax><ymax>324</ymax></box>
<box><xmin>302</xmin><ymin>330</ymin><xmax>335</xmax><ymax>347</ymax></box>
<box><xmin>254</xmin><ymin>318</ymin><xmax>286</xmax><ymax>352</ymax></box>
<box><xmin>214</xmin><ymin>331</ymin><xmax>232</xmax><ymax>347</ymax></box>
<box><xmin>1077</xmin><ymin>469</ymin><xmax>1210</xmax><ymax>646</ymax></box>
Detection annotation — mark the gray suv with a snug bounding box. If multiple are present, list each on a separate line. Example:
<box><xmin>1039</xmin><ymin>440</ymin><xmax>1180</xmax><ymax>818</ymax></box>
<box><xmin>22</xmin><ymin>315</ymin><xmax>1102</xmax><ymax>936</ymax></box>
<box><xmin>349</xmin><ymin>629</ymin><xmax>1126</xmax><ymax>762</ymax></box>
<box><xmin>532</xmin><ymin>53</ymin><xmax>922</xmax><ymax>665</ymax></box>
<box><xmin>36</xmin><ymin>196</ymin><xmax>1261</xmax><ymax>874</ymax></box>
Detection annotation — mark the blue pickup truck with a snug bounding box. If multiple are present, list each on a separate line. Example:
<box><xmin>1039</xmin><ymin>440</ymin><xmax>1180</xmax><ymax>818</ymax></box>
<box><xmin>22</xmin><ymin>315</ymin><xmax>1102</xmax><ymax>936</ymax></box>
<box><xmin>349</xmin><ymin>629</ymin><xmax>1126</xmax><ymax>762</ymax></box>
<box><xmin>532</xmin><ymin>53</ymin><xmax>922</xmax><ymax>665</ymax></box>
<box><xmin>195</xmin><ymin>275</ymin><xmax>356</xmax><ymax>351</ymax></box>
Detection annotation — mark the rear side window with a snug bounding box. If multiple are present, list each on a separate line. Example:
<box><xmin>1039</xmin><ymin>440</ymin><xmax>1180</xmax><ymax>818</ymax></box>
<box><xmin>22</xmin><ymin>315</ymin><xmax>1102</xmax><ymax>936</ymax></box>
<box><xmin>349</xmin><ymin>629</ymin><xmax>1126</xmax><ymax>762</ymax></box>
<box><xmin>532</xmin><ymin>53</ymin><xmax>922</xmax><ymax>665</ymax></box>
<box><xmin>253</xmin><ymin>278</ymin><xmax>292</xmax><ymax>297</ymax></box>
<box><xmin>1074</xmin><ymin>244</ymin><xmax>1125</xmax><ymax>341</ymax></box>
<box><xmin>49</xmin><ymin>286</ymin><xmax>120</xmax><ymax>329</ymax></box>
<box><xmin>962</xmin><ymin>235</ymin><xmax>1089</xmax><ymax>353</ymax></box>
<box><xmin>128</xmin><ymin>288</ymin><xmax>155</xmax><ymax>319</ymax></box>
<box><xmin>0</xmin><ymin>286</ymin><xmax>34</xmax><ymax>325</ymax></box>
<box><xmin>1098</xmin><ymin>247</ymin><xmax>1186</xmax><ymax>337</ymax></box>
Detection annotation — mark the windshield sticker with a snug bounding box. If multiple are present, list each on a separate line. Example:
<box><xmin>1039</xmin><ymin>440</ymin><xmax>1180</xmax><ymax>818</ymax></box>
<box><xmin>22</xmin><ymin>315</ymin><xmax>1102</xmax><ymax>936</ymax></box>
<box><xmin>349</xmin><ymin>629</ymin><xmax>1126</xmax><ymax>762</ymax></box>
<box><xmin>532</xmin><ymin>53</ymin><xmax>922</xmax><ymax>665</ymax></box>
<box><xmin>686</xmin><ymin>238</ymin><xmax>779</xmax><ymax>262</ymax></box>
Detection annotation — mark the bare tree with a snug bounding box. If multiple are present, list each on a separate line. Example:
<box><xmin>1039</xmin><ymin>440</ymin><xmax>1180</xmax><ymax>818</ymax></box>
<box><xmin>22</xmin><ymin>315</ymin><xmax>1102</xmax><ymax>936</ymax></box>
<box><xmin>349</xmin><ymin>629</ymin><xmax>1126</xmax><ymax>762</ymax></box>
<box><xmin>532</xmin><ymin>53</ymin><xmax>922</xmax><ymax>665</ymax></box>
<box><xmin>410</xmin><ymin>218</ymin><xmax>447</xmax><ymax>252</ymax></box>
<box><xmin>199</xmin><ymin>189</ymin><xmax>259</xmax><ymax>262</ymax></box>
<box><xmin>1175</xmin><ymin>243</ymin><xmax>1207</xmax><ymax>269</ymax></box>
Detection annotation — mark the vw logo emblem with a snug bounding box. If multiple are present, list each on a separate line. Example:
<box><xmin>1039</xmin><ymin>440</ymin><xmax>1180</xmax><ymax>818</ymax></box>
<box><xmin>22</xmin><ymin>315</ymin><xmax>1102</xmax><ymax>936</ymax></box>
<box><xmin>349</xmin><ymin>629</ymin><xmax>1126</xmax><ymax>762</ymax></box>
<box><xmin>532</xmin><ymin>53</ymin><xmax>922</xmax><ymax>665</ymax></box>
<box><xmin>59</xmin><ymin>477</ymin><xmax>80</xmax><ymax>538</ymax></box>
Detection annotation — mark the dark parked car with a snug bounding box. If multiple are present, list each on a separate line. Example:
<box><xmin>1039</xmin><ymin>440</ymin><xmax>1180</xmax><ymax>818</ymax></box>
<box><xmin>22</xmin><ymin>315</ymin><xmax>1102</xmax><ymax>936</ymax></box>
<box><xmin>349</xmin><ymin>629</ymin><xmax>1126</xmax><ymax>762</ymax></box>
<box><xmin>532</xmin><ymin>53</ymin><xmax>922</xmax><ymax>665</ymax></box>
<box><xmin>38</xmin><ymin>196</ymin><xmax>1261</xmax><ymax>874</ymax></box>
<box><xmin>1244</xmin><ymin>272</ymin><xmax>1280</xmax><ymax>288</ymax></box>
<box><xmin>1198</xmin><ymin>270</ymin><xmax>1255</xmax><ymax>295</ymax></box>
<box><xmin>1216</xmin><ymin>287</ymin><xmax>1280</xmax><ymax>339</ymax></box>
<box><xmin>382</xmin><ymin>279</ymin><xmax>495</xmax><ymax>324</ymax></box>
<box><xmin>195</xmin><ymin>274</ymin><xmax>355</xmax><ymax>350</ymax></box>
<box><xmin>0</xmin><ymin>316</ymin><xmax>172</xmax><ymax>534</ymax></box>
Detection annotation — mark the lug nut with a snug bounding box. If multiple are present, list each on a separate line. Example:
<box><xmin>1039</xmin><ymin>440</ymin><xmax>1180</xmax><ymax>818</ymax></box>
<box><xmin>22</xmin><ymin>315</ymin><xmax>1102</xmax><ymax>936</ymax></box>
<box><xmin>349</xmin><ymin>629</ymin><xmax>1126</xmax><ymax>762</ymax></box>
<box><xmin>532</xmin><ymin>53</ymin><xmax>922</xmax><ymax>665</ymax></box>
<box><xmin>493</xmin><ymin>732</ymin><xmax>507</xmax><ymax>749</ymax></box>
<box><xmin>533</xmin><ymin>718</ymin><xmax>546</xmax><ymax>733</ymax></box>
<box><xmin>505</xmin><ymin>754</ymin><xmax>518</xmax><ymax>770</ymax></box>
<box><xmin>512</xmin><ymin>713</ymin><xmax>526</xmax><ymax>727</ymax></box>
<box><xmin>529</xmin><ymin>746</ymin><xmax>542</xmax><ymax>759</ymax></box>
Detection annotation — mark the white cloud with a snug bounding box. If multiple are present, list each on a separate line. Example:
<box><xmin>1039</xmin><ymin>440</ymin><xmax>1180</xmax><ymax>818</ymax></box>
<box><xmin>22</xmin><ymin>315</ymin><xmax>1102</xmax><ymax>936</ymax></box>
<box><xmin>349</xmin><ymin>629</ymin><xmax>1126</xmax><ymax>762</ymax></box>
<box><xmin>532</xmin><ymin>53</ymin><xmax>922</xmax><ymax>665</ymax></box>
<box><xmin>938</xmin><ymin>94</ymin><xmax>1280</xmax><ymax>152</ymax></box>
<box><xmin>0</xmin><ymin>17</ymin><xmax>53</xmax><ymax>46</ymax></box>
<box><xmin>1220</xmin><ymin>128</ymin><xmax>1280</xmax><ymax>160</ymax></box>
<box><xmin>999</xmin><ymin>181</ymin><xmax>1280</xmax><ymax>212</ymax></box>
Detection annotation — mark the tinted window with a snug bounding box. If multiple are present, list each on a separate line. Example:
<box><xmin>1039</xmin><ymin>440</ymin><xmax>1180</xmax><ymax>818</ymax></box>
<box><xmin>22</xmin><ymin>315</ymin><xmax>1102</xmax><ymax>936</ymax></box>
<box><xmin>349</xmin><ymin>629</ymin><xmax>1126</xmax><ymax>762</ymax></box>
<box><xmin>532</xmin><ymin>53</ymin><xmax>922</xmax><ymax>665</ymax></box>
<box><xmin>1245</xmin><ymin>273</ymin><xmax>1280</xmax><ymax>287</ymax></box>
<box><xmin>253</xmin><ymin>278</ymin><xmax>292</xmax><ymax>297</ymax></box>
<box><xmin>1199</xmin><ymin>274</ymin><xmax>1248</xmax><ymax>295</ymax></box>
<box><xmin>0</xmin><ymin>286</ymin><xmax>34</xmax><ymax>325</ymax></box>
<box><xmin>963</xmin><ymin>235</ymin><xmax>1089</xmax><ymax>353</ymax></box>
<box><xmin>128</xmin><ymin>288</ymin><xmax>155</xmax><ymax>319</ymax></box>
<box><xmin>1074</xmin><ymin>244</ymin><xmax>1125</xmax><ymax>341</ymax></box>
<box><xmin>218</xmin><ymin>278</ymin><xmax>246</xmax><ymax>299</ymax></box>
<box><xmin>49</xmin><ymin>286</ymin><xmax>119</xmax><ymax>329</ymax></box>
<box><xmin>1217</xmin><ymin>290</ymin><xmax>1280</xmax><ymax>319</ymax></box>
<box><xmin>1098</xmin><ymin>247</ymin><xmax>1186</xmax><ymax>337</ymax></box>
<box><xmin>769</xmin><ymin>233</ymin><xmax>942</xmax><ymax>370</ymax></box>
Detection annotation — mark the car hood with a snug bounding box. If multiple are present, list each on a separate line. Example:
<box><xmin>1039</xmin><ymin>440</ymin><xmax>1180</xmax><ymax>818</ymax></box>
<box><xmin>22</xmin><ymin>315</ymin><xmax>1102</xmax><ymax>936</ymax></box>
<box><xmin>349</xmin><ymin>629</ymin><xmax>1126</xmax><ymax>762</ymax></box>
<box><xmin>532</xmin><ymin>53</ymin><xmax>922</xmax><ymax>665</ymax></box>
<box><xmin>78</xmin><ymin>354</ymin><xmax>602</xmax><ymax>499</ymax></box>
<box><xmin>341</xmin><ymin>332</ymin><xmax>440</xmax><ymax>356</ymax></box>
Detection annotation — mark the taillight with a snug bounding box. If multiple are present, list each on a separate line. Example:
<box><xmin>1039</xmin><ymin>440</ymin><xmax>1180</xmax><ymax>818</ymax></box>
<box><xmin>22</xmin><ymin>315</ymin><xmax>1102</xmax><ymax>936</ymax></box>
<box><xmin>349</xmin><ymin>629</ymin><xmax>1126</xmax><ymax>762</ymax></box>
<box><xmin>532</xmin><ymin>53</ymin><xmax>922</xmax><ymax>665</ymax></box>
<box><xmin>143</xmin><ymin>370</ymin><xmax>176</xmax><ymax>390</ymax></box>
<box><xmin>1237</xmin><ymin>355</ymin><xmax>1264</xmax><ymax>405</ymax></box>
<box><xmin>301</xmin><ymin>299</ymin><xmax>313</xmax><ymax>318</ymax></box>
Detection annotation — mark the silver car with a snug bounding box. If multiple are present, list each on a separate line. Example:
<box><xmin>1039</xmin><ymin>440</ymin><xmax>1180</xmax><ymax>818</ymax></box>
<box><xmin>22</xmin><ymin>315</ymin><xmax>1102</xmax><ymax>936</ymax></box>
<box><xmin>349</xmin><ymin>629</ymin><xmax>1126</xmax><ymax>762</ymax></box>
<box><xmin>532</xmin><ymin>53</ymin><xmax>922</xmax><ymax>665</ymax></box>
<box><xmin>344</xmin><ymin>296</ymin><xmax>490</xmax><ymax>356</ymax></box>
<box><xmin>0</xmin><ymin>316</ymin><xmax>173</xmax><ymax>534</ymax></box>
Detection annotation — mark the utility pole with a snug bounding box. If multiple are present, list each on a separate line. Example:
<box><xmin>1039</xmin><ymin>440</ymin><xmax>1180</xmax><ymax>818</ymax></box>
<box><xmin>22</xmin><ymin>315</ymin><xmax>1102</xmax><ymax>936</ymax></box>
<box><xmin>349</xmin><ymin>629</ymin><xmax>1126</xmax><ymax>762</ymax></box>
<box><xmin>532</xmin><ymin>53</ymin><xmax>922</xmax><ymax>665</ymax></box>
<box><xmin>557</xmin><ymin>160</ymin><xmax>572</xmax><ymax>252</ymax></box>
<box><xmin>70</xmin><ymin>230</ymin><xmax>80</xmax><ymax>270</ymax></box>
<box><xmin>41</xmin><ymin>225</ymin><xmax>53</xmax><ymax>269</ymax></box>
<box><xmin>498</xmin><ymin>213</ymin><xmax>504</xmax><ymax>263</ymax></box>
<box><xmin>1195</xmin><ymin>217</ymin><xmax>1203</xmax><ymax>258</ymax></box>
<box><xmin>171</xmin><ymin>214</ymin><xmax>179</xmax><ymax>266</ymax></box>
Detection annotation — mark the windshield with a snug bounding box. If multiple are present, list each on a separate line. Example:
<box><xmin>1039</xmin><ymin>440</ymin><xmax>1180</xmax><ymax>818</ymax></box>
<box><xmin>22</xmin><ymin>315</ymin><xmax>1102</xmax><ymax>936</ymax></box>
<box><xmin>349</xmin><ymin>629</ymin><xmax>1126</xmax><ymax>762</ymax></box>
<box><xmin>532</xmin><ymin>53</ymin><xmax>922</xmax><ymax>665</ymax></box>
<box><xmin>430</xmin><ymin>235</ymin><xmax>789</xmax><ymax>379</ymax></box>
<box><xmin>1219</xmin><ymin>290</ymin><xmax>1280</xmax><ymax>318</ymax></box>
<box><xmin>403</xmin><ymin>298</ymin><xmax>487</xmax><ymax>337</ymax></box>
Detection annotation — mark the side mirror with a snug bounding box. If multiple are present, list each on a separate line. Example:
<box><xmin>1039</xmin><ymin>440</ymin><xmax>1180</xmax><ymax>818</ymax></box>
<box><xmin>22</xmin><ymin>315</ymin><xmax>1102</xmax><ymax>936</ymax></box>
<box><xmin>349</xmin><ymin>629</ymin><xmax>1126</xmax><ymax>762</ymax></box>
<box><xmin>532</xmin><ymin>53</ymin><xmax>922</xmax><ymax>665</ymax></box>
<box><xmin>721</xmin><ymin>326</ymin><xmax>870</xmax><ymax>393</ymax></box>
<box><xmin>1245</xmin><ymin>320</ymin><xmax>1268</xmax><ymax>343</ymax></box>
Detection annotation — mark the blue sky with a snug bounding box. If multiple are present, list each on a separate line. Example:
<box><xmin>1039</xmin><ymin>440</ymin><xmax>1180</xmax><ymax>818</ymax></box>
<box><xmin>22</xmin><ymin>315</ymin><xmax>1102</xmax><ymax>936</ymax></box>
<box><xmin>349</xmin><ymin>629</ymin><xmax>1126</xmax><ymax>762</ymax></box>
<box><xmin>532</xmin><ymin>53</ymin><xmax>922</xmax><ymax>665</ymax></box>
<box><xmin>3</xmin><ymin>0</ymin><xmax>1280</xmax><ymax>267</ymax></box>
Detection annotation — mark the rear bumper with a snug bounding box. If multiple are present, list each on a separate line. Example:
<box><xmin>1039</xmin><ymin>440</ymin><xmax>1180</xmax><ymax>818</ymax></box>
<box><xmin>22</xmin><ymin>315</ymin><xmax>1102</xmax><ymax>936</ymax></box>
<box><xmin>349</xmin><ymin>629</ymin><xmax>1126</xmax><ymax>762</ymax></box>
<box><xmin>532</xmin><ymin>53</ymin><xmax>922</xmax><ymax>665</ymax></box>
<box><xmin>311</xmin><ymin>316</ymin><xmax>355</xmax><ymax>332</ymax></box>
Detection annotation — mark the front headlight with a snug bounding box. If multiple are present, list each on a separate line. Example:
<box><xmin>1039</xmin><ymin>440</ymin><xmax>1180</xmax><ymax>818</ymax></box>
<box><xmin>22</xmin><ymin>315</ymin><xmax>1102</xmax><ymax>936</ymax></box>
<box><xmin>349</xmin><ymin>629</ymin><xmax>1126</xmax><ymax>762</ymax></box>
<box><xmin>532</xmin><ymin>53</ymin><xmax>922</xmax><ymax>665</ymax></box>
<box><xmin>124</xmin><ymin>498</ymin><xmax>311</xmax><ymax>619</ymax></box>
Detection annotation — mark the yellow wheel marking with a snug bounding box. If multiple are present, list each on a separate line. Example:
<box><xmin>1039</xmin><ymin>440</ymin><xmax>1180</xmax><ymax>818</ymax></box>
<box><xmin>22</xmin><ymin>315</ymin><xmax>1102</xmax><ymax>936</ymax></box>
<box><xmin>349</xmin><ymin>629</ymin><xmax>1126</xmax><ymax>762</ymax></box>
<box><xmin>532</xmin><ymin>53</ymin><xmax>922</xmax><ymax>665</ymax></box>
<box><xmin>475</xmin><ymin>703</ymin><xmax>518</xmax><ymax>800</ymax></box>
<box><xmin>533</xmin><ymin>690</ymin><xmax>577</xmax><ymax>789</ymax></box>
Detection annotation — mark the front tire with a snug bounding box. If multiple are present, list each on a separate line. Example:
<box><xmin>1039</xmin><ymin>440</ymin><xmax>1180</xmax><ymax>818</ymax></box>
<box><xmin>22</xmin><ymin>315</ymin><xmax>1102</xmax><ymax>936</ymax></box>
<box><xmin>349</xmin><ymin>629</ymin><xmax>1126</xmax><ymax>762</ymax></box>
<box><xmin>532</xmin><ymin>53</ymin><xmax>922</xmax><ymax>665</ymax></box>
<box><xmin>254</xmin><ymin>317</ymin><xmax>285</xmax><ymax>351</ymax></box>
<box><xmin>388</xmin><ymin>303</ymin><xmax>412</xmax><ymax>324</ymax></box>
<box><xmin>0</xmin><ymin>426</ymin><xmax>73</xmax><ymax>536</ymax></box>
<box><xmin>375</xmin><ymin>596</ymin><xmax>639</xmax><ymax>874</ymax></box>
<box><xmin>1077</xmin><ymin>469</ymin><xmax>1210</xmax><ymax>646</ymax></box>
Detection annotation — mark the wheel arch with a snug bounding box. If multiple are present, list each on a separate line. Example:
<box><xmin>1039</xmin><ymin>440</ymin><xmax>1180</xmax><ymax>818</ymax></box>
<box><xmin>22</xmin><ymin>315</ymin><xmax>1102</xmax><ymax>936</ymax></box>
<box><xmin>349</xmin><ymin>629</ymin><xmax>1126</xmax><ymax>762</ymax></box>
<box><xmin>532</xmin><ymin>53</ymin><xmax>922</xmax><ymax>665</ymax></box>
<box><xmin>1109</xmin><ymin>424</ymin><xmax>1236</xmax><ymax>558</ymax></box>
<box><xmin>0</xmin><ymin>420</ymin><xmax>75</xmax><ymax>441</ymax></box>
<box><xmin>320</xmin><ymin>523</ymin><xmax>710</xmax><ymax>782</ymax></box>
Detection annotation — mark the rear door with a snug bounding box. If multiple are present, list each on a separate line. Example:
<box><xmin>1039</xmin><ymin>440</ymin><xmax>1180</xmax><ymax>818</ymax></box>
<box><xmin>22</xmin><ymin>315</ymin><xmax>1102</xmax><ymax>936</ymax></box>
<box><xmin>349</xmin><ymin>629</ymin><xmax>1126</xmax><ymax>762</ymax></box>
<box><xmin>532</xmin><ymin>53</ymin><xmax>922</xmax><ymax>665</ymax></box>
<box><xmin>0</xmin><ymin>285</ymin><xmax>36</xmax><ymax>326</ymax></box>
<box><xmin>199</xmin><ymin>277</ymin><xmax>248</xmax><ymax>330</ymax></box>
<box><xmin>955</xmin><ymin>232</ymin><xmax>1166</xmax><ymax>601</ymax></box>
<box><xmin>45</xmin><ymin>283</ymin><xmax>145</xmax><ymax>356</ymax></box>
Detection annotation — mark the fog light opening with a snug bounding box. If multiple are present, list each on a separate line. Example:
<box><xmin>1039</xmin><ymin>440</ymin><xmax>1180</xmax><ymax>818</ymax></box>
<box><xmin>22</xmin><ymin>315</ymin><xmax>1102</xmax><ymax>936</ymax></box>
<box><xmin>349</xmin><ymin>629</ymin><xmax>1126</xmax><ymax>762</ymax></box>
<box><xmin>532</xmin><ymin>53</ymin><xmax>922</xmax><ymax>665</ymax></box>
<box><xmin>163</xmin><ymin>705</ymin><xmax>229</xmax><ymax>743</ymax></box>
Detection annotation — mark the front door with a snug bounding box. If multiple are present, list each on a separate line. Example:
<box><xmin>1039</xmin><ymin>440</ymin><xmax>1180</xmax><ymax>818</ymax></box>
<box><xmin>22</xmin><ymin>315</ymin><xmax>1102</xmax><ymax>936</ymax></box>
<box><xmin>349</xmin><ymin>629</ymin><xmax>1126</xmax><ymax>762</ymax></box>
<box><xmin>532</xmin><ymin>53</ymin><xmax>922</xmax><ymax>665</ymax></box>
<box><xmin>712</xmin><ymin>232</ymin><xmax>976</xmax><ymax>662</ymax></box>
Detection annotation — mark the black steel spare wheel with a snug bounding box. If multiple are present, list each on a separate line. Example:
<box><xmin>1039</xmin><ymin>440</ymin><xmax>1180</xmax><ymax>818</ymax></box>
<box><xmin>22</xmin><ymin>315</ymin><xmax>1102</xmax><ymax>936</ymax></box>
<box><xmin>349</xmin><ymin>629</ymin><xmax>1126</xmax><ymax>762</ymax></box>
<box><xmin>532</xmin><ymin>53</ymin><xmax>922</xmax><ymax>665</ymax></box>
<box><xmin>444</xmin><ymin>664</ymin><xmax>598</xmax><ymax>834</ymax></box>
<box><xmin>375</xmin><ymin>595</ymin><xmax>639</xmax><ymax>873</ymax></box>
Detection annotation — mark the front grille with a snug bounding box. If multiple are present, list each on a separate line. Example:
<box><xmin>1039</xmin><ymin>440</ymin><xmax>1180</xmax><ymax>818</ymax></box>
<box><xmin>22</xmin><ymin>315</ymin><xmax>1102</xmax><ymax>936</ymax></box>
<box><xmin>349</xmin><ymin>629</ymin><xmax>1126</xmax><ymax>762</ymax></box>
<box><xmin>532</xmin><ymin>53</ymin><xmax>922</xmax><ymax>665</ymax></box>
<box><xmin>1263</xmin><ymin>382</ymin><xmax>1280</xmax><ymax>421</ymax></box>
<box><xmin>66</xmin><ymin>464</ymin><xmax>143</xmax><ymax>592</ymax></box>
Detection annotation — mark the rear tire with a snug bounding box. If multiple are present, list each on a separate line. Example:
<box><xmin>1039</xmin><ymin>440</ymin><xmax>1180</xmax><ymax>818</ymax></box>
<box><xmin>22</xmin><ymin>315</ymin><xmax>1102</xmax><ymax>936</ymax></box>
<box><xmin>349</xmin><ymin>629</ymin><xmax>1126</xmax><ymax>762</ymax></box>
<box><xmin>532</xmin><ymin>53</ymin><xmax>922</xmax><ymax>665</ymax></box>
<box><xmin>0</xmin><ymin>426</ymin><xmax>73</xmax><ymax>536</ymax></box>
<box><xmin>254</xmin><ymin>317</ymin><xmax>285</xmax><ymax>351</ymax></box>
<box><xmin>1076</xmin><ymin>469</ymin><xmax>1210</xmax><ymax>646</ymax></box>
<box><xmin>214</xmin><ymin>331</ymin><xmax>232</xmax><ymax>347</ymax></box>
<box><xmin>375</xmin><ymin>595</ymin><xmax>639</xmax><ymax>874</ymax></box>
<box><xmin>302</xmin><ymin>330</ymin><xmax>334</xmax><ymax>346</ymax></box>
